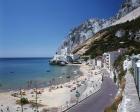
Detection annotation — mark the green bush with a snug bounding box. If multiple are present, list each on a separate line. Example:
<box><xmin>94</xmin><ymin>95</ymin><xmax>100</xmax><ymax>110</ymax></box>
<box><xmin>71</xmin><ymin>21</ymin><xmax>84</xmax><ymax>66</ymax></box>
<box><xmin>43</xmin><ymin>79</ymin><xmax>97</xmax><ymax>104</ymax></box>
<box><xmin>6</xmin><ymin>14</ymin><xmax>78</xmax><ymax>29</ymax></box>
<box><xmin>20</xmin><ymin>97</ymin><xmax>29</xmax><ymax>105</ymax></box>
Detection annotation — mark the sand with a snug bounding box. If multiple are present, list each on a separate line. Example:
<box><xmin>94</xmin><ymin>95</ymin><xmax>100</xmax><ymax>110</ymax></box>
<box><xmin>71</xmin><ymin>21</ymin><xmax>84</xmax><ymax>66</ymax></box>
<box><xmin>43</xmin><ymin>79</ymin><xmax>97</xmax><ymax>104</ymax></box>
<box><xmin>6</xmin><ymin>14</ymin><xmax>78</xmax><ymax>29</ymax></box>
<box><xmin>0</xmin><ymin>64</ymin><xmax>102</xmax><ymax>112</ymax></box>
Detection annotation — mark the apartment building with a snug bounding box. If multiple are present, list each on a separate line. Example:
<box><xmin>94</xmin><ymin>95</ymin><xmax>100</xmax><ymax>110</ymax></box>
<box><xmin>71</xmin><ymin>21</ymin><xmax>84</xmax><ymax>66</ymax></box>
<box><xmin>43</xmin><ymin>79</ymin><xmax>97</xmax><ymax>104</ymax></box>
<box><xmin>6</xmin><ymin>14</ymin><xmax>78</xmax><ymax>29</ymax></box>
<box><xmin>103</xmin><ymin>48</ymin><xmax>127</xmax><ymax>71</ymax></box>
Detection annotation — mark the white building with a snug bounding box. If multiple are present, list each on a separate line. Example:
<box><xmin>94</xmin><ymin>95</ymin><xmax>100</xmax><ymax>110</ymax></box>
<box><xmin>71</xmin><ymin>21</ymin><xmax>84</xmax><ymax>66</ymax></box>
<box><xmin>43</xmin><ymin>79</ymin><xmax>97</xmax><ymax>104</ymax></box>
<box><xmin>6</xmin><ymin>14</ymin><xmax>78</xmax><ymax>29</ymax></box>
<box><xmin>96</xmin><ymin>57</ymin><xmax>103</xmax><ymax>68</ymax></box>
<box><xmin>85</xmin><ymin>56</ymin><xmax>103</xmax><ymax>69</ymax></box>
<box><xmin>132</xmin><ymin>59</ymin><xmax>140</xmax><ymax>97</ymax></box>
<box><xmin>52</xmin><ymin>47</ymin><xmax>70</xmax><ymax>62</ymax></box>
<box><xmin>60</xmin><ymin>47</ymin><xmax>69</xmax><ymax>56</ymax></box>
<box><xmin>52</xmin><ymin>47</ymin><xmax>79</xmax><ymax>63</ymax></box>
<box><xmin>96</xmin><ymin>60</ymin><xmax>102</xmax><ymax>68</ymax></box>
<box><xmin>103</xmin><ymin>51</ymin><xmax>119</xmax><ymax>71</ymax></box>
<box><xmin>103</xmin><ymin>48</ymin><xmax>127</xmax><ymax>71</ymax></box>
<box><xmin>53</xmin><ymin>54</ymin><xmax>67</xmax><ymax>62</ymax></box>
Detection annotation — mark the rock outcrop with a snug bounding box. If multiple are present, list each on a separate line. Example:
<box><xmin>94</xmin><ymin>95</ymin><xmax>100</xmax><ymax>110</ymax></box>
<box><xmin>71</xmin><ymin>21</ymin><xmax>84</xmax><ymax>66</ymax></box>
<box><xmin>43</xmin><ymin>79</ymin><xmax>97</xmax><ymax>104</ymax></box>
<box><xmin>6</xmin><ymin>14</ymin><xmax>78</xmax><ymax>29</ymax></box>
<box><xmin>57</xmin><ymin>0</ymin><xmax>140</xmax><ymax>55</ymax></box>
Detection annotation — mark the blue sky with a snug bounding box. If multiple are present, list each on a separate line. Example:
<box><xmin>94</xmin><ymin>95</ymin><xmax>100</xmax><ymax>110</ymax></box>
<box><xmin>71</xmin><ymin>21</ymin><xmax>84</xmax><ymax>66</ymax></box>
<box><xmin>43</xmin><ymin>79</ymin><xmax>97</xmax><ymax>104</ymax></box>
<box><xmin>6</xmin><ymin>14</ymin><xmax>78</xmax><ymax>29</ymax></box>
<box><xmin>0</xmin><ymin>0</ymin><xmax>122</xmax><ymax>57</ymax></box>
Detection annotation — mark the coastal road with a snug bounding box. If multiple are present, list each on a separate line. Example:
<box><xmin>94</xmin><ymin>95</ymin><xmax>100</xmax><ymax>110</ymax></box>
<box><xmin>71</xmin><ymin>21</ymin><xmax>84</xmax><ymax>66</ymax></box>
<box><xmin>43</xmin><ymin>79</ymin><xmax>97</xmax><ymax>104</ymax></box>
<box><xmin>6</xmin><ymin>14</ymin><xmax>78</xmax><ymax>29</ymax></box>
<box><xmin>67</xmin><ymin>69</ymin><xmax>118</xmax><ymax>112</ymax></box>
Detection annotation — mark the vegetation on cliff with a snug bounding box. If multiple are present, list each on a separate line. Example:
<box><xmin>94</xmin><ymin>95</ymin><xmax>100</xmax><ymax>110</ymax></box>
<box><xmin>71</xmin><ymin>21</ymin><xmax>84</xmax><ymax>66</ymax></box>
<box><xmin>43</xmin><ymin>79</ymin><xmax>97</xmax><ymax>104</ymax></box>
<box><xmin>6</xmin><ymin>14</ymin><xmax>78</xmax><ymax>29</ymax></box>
<box><xmin>77</xmin><ymin>17</ymin><xmax>140</xmax><ymax>58</ymax></box>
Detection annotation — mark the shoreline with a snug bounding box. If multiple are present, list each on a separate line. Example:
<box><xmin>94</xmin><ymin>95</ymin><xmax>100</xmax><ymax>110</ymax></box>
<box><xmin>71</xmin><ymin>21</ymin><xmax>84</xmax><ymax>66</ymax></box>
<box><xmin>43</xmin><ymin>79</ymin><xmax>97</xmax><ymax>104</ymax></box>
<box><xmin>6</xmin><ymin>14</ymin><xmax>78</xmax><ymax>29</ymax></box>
<box><xmin>0</xmin><ymin>64</ymin><xmax>102</xmax><ymax>112</ymax></box>
<box><xmin>0</xmin><ymin>64</ymin><xmax>82</xmax><ymax>93</ymax></box>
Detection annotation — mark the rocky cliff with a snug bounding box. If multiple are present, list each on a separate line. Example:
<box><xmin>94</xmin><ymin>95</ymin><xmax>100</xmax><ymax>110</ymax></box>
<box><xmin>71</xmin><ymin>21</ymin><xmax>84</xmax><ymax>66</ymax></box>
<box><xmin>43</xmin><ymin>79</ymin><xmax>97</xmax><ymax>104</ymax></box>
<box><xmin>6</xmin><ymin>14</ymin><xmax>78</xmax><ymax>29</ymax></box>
<box><xmin>116</xmin><ymin>0</ymin><xmax>140</xmax><ymax>19</ymax></box>
<box><xmin>57</xmin><ymin>0</ymin><xmax>140</xmax><ymax>55</ymax></box>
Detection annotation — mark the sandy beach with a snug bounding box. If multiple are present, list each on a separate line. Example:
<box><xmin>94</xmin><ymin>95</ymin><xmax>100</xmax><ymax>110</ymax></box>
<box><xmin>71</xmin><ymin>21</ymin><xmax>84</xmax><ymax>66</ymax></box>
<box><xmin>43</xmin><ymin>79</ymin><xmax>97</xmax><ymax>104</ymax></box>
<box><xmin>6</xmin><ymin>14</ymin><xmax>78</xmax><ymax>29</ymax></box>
<box><xmin>0</xmin><ymin>64</ymin><xmax>102</xmax><ymax>112</ymax></box>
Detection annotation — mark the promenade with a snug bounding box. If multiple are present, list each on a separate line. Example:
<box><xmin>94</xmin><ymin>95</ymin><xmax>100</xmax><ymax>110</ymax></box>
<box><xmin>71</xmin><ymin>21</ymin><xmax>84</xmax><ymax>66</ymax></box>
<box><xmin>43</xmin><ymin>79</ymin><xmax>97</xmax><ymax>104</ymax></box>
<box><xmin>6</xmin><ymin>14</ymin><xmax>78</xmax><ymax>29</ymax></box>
<box><xmin>118</xmin><ymin>71</ymin><xmax>140</xmax><ymax>112</ymax></box>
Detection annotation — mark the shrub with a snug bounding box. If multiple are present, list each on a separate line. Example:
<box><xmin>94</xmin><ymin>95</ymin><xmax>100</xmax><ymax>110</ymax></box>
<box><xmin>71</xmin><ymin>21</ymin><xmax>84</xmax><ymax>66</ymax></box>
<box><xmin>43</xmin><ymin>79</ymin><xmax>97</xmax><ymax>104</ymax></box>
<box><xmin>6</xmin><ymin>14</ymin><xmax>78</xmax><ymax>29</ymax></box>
<box><xmin>20</xmin><ymin>98</ymin><xmax>29</xmax><ymax>105</ymax></box>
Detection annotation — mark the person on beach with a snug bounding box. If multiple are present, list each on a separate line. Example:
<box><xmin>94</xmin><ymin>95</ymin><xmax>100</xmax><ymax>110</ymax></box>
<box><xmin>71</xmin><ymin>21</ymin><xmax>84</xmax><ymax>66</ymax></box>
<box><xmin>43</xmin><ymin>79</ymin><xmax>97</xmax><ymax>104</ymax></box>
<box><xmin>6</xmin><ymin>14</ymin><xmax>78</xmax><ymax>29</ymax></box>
<box><xmin>6</xmin><ymin>106</ymin><xmax>10</xmax><ymax>112</ymax></box>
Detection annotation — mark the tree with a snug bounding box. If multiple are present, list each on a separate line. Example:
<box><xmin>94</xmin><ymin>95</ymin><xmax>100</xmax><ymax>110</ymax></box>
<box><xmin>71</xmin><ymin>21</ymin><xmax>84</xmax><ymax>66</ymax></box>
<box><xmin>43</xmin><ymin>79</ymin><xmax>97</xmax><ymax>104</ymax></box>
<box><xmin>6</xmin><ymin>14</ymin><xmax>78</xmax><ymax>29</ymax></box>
<box><xmin>20</xmin><ymin>98</ymin><xmax>29</xmax><ymax>105</ymax></box>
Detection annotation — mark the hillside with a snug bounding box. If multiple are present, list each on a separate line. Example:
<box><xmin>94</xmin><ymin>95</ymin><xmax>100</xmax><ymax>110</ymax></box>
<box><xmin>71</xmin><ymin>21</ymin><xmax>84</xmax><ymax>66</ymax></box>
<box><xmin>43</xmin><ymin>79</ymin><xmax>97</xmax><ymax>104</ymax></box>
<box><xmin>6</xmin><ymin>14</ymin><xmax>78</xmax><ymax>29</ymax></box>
<box><xmin>73</xmin><ymin>16</ymin><xmax>140</xmax><ymax>58</ymax></box>
<box><xmin>57</xmin><ymin>0</ymin><xmax>140</xmax><ymax>54</ymax></box>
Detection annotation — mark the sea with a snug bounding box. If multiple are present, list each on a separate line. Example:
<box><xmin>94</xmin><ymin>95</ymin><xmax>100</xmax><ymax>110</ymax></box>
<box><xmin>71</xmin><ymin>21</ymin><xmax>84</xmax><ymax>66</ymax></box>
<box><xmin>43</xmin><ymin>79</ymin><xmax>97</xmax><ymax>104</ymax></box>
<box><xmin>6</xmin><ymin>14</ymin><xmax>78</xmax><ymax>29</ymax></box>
<box><xmin>0</xmin><ymin>58</ymin><xmax>80</xmax><ymax>91</ymax></box>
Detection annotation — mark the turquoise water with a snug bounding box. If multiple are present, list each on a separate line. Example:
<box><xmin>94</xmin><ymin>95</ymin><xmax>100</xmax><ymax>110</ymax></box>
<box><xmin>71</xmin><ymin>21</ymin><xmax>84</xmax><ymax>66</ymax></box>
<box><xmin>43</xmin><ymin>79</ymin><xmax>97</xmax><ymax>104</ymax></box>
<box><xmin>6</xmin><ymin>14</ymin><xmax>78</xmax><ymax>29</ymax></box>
<box><xmin>0</xmin><ymin>58</ymin><xmax>80</xmax><ymax>91</ymax></box>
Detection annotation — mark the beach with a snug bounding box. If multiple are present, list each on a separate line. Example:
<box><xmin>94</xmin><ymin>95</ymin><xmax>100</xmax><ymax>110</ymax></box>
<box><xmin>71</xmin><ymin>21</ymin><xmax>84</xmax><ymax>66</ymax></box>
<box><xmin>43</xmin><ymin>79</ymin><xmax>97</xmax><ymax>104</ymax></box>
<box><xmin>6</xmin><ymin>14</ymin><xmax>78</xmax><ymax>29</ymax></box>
<box><xmin>0</xmin><ymin>64</ymin><xmax>102</xmax><ymax>112</ymax></box>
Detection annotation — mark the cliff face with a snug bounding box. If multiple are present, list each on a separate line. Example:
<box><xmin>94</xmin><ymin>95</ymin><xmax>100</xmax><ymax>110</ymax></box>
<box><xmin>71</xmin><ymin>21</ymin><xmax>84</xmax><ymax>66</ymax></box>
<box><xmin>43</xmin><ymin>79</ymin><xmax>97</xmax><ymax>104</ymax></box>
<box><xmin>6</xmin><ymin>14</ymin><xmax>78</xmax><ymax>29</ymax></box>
<box><xmin>57</xmin><ymin>0</ymin><xmax>140</xmax><ymax>54</ymax></box>
<box><xmin>58</xmin><ymin>19</ymin><xmax>113</xmax><ymax>53</ymax></box>
<box><xmin>116</xmin><ymin>0</ymin><xmax>140</xmax><ymax>19</ymax></box>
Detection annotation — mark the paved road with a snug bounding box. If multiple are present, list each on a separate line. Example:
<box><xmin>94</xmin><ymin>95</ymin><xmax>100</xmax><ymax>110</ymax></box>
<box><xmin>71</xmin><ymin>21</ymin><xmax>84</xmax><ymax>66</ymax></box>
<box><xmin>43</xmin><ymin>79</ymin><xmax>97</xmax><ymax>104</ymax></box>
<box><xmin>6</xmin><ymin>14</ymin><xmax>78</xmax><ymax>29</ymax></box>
<box><xmin>67</xmin><ymin>69</ymin><xmax>118</xmax><ymax>112</ymax></box>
